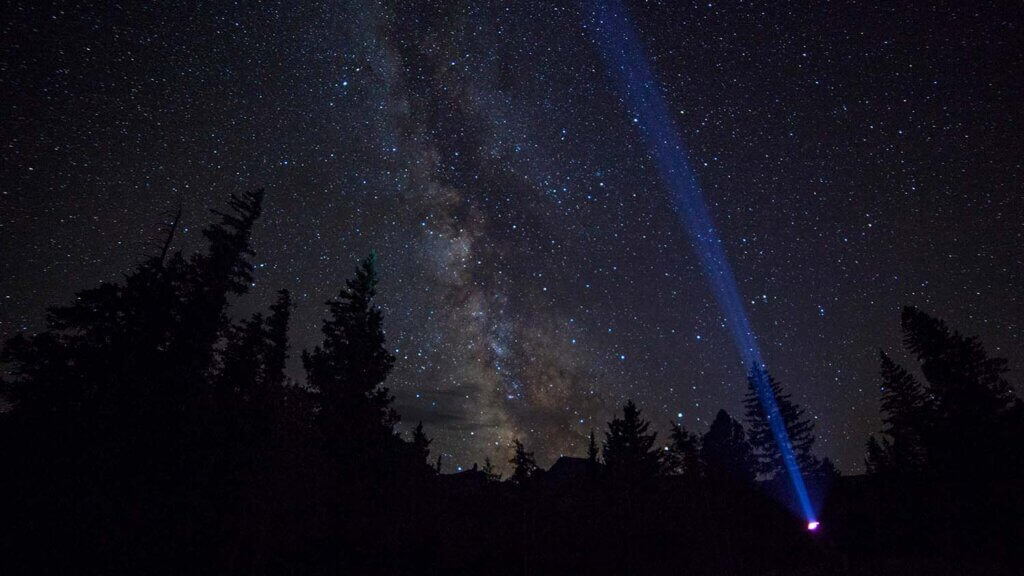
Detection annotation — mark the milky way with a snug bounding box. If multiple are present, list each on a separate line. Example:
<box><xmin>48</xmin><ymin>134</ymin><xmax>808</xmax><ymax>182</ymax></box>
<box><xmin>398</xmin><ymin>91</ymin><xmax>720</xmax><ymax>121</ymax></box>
<box><xmin>2</xmin><ymin>1</ymin><xmax>1021</xmax><ymax>472</ymax></box>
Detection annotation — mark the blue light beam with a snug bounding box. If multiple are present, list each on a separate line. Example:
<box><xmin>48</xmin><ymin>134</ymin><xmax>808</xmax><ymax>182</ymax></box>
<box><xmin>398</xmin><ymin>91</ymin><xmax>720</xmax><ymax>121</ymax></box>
<box><xmin>588</xmin><ymin>0</ymin><xmax>816</xmax><ymax>524</ymax></box>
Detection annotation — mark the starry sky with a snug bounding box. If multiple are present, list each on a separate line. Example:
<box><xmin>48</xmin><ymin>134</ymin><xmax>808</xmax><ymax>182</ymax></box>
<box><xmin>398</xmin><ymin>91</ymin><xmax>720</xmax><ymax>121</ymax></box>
<box><xmin>2</xmin><ymin>1</ymin><xmax>1022</xmax><ymax>473</ymax></box>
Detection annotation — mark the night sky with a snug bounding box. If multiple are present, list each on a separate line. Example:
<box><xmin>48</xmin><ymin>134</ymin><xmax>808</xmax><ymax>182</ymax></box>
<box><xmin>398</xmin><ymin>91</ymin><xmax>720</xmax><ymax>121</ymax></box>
<box><xmin>2</xmin><ymin>1</ymin><xmax>1021</xmax><ymax>473</ymax></box>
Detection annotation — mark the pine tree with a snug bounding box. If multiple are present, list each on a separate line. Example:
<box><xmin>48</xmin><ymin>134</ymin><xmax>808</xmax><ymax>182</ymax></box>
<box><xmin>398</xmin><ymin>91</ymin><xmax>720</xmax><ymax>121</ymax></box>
<box><xmin>864</xmin><ymin>435</ymin><xmax>891</xmax><ymax>475</ymax></box>
<box><xmin>870</xmin><ymin>350</ymin><xmax>929</xmax><ymax>473</ymax></box>
<box><xmin>666</xmin><ymin>421</ymin><xmax>701</xmax><ymax>477</ymax></box>
<box><xmin>411</xmin><ymin>421</ymin><xmax>432</xmax><ymax>465</ymax></box>
<box><xmin>263</xmin><ymin>289</ymin><xmax>292</xmax><ymax>389</ymax></box>
<box><xmin>174</xmin><ymin>190</ymin><xmax>265</xmax><ymax>384</ymax></box>
<box><xmin>219</xmin><ymin>313</ymin><xmax>267</xmax><ymax>401</ymax></box>
<box><xmin>303</xmin><ymin>253</ymin><xmax>398</xmax><ymax>466</ymax></box>
<box><xmin>901</xmin><ymin>307</ymin><xmax>1015</xmax><ymax>415</ymax></box>
<box><xmin>901</xmin><ymin>307</ymin><xmax>1016</xmax><ymax>438</ymax></box>
<box><xmin>0</xmin><ymin>193</ymin><xmax>269</xmax><ymax>572</ymax></box>
<box><xmin>700</xmin><ymin>409</ymin><xmax>754</xmax><ymax>483</ymax></box>
<box><xmin>743</xmin><ymin>364</ymin><xmax>816</xmax><ymax>478</ymax></box>
<box><xmin>2</xmin><ymin>191</ymin><xmax>264</xmax><ymax>433</ymax></box>
<box><xmin>602</xmin><ymin>400</ymin><xmax>661</xmax><ymax>487</ymax></box>
<box><xmin>482</xmin><ymin>457</ymin><xmax>502</xmax><ymax>481</ymax></box>
<box><xmin>508</xmin><ymin>439</ymin><xmax>537</xmax><ymax>484</ymax></box>
<box><xmin>893</xmin><ymin>307</ymin><xmax>1020</xmax><ymax>476</ymax></box>
<box><xmin>586</xmin><ymin>428</ymin><xmax>601</xmax><ymax>479</ymax></box>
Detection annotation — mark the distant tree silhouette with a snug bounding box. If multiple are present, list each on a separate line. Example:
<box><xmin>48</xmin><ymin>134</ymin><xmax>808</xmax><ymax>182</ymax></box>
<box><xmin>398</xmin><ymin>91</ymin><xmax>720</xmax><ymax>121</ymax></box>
<box><xmin>743</xmin><ymin>365</ymin><xmax>817</xmax><ymax>478</ymax></box>
<box><xmin>219</xmin><ymin>312</ymin><xmax>267</xmax><ymax>399</ymax></box>
<box><xmin>602</xmin><ymin>400</ymin><xmax>661</xmax><ymax>487</ymax></box>
<box><xmin>2</xmin><ymin>189</ymin><xmax>264</xmax><ymax>441</ymax></box>
<box><xmin>864</xmin><ymin>435</ymin><xmax>889</xmax><ymax>475</ymax></box>
<box><xmin>509</xmin><ymin>438</ymin><xmax>538</xmax><ymax>484</ymax></box>
<box><xmin>901</xmin><ymin>307</ymin><xmax>1016</xmax><ymax>413</ymax></box>
<box><xmin>303</xmin><ymin>253</ymin><xmax>399</xmax><ymax>472</ymax></box>
<box><xmin>482</xmin><ymin>457</ymin><xmax>502</xmax><ymax>481</ymax></box>
<box><xmin>587</xmin><ymin>428</ymin><xmax>601</xmax><ymax>479</ymax></box>
<box><xmin>865</xmin><ymin>307</ymin><xmax>1021</xmax><ymax>483</ymax></box>
<box><xmin>859</xmin><ymin>307</ymin><xmax>1023</xmax><ymax>568</ymax></box>
<box><xmin>264</xmin><ymin>289</ymin><xmax>293</xmax><ymax>388</ymax></box>
<box><xmin>1</xmin><ymin>191</ymin><xmax>269</xmax><ymax>573</ymax></box>
<box><xmin>700</xmin><ymin>409</ymin><xmax>755</xmax><ymax>483</ymax></box>
<box><xmin>898</xmin><ymin>306</ymin><xmax>1019</xmax><ymax>475</ymax></box>
<box><xmin>174</xmin><ymin>190</ymin><xmax>265</xmax><ymax>390</ymax></box>
<box><xmin>865</xmin><ymin>350</ymin><xmax>929</xmax><ymax>474</ymax></box>
<box><xmin>7</xmin><ymin>186</ymin><xmax>1023</xmax><ymax>574</ymax></box>
<box><xmin>665</xmin><ymin>420</ymin><xmax>701</xmax><ymax>477</ymax></box>
<box><xmin>411</xmin><ymin>421</ymin><xmax>432</xmax><ymax>465</ymax></box>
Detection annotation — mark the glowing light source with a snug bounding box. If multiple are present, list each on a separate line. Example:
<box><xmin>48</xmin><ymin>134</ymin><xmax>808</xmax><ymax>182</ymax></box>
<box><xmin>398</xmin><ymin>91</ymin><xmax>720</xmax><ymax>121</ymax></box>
<box><xmin>588</xmin><ymin>0</ymin><xmax>817</xmax><ymax>525</ymax></box>
<box><xmin>807</xmin><ymin>521</ymin><xmax>820</xmax><ymax>531</ymax></box>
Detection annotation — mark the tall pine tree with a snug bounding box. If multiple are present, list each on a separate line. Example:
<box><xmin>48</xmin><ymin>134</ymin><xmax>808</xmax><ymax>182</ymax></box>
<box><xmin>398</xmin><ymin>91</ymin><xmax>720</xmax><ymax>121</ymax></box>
<box><xmin>865</xmin><ymin>350</ymin><xmax>929</xmax><ymax>474</ymax></box>
<box><xmin>743</xmin><ymin>364</ymin><xmax>817</xmax><ymax>478</ymax></box>
<box><xmin>602</xmin><ymin>400</ymin><xmax>661</xmax><ymax>487</ymax></box>
<box><xmin>701</xmin><ymin>409</ymin><xmax>754</xmax><ymax>483</ymax></box>
<box><xmin>303</xmin><ymin>253</ymin><xmax>398</xmax><ymax>471</ymax></box>
<box><xmin>665</xmin><ymin>421</ymin><xmax>701</xmax><ymax>477</ymax></box>
<box><xmin>508</xmin><ymin>438</ymin><xmax>538</xmax><ymax>484</ymax></box>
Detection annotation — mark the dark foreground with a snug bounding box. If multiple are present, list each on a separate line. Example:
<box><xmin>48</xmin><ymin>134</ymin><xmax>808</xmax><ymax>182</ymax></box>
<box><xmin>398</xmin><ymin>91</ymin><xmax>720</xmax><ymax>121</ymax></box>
<box><xmin>2</xmin><ymin>192</ymin><xmax>1020</xmax><ymax>574</ymax></box>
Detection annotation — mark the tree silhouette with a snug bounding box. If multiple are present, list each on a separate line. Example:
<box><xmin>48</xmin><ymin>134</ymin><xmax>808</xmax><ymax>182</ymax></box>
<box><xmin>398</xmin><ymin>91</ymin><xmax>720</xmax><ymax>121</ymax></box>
<box><xmin>2</xmin><ymin>190</ymin><xmax>265</xmax><ymax>440</ymax></box>
<box><xmin>602</xmin><ymin>400</ymin><xmax>661</xmax><ymax>487</ymax></box>
<box><xmin>864</xmin><ymin>307</ymin><xmax>1022</xmax><ymax>486</ymax></box>
<box><xmin>700</xmin><ymin>409</ymin><xmax>754</xmax><ymax>483</ymax></box>
<box><xmin>866</xmin><ymin>350</ymin><xmax>929</xmax><ymax>474</ymax></box>
<box><xmin>263</xmin><ymin>289</ymin><xmax>293</xmax><ymax>389</ymax></box>
<box><xmin>508</xmin><ymin>438</ymin><xmax>537</xmax><ymax>484</ymax></box>
<box><xmin>899</xmin><ymin>306</ymin><xmax>1019</xmax><ymax>475</ymax></box>
<box><xmin>1</xmin><ymin>191</ymin><xmax>269</xmax><ymax>573</ymax></box>
<box><xmin>665</xmin><ymin>420</ymin><xmax>701</xmax><ymax>477</ymax></box>
<box><xmin>303</xmin><ymin>253</ymin><xmax>399</xmax><ymax>470</ymax></box>
<box><xmin>587</xmin><ymin>428</ymin><xmax>601</xmax><ymax>479</ymax></box>
<box><xmin>743</xmin><ymin>365</ymin><xmax>816</xmax><ymax>478</ymax></box>
<box><xmin>174</xmin><ymin>190</ymin><xmax>265</xmax><ymax>387</ymax></box>
<box><xmin>411</xmin><ymin>421</ymin><xmax>432</xmax><ymax>465</ymax></box>
<box><xmin>6</xmin><ymin>188</ymin><xmax>1023</xmax><ymax>574</ymax></box>
<box><xmin>482</xmin><ymin>457</ymin><xmax>502</xmax><ymax>482</ymax></box>
<box><xmin>901</xmin><ymin>306</ymin><xmax>1016</xmax><ymax>414</ymax></box>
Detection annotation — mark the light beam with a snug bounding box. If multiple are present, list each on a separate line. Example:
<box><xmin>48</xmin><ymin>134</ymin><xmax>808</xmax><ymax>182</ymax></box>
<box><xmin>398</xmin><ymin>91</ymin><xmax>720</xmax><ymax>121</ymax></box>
<box><xmin>587</xmin><ymin>0</ymin><xmax>817</xmax><ymax>525</ymax></box>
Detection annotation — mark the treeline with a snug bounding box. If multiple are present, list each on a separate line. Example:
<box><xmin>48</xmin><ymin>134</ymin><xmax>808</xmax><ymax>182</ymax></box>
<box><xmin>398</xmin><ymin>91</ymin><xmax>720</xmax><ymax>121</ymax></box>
<box><xmin>1</xmin><ymin>191</ymin><xmax>1020</xmax><ymax>575</ymax></box>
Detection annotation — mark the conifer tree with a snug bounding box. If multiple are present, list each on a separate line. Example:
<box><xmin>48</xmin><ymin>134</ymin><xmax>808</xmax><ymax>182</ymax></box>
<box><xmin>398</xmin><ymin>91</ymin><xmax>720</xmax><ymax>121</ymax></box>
<box><xmin>666</xmin><ymin>421</ymin><xmax>701</xmax><ymax>477</ymax></box>
<box><xmin>2</xmin><ymin>191</ymin><xmax>264</xmax><ymax>430</ymax></box>
<box><xmin>219</xmin><ymin>313</ymin><xmax>267</xmax><ymax>401</ymax></box>
<box><xmin>701</xmin><ymin>409</ymin><xmax>754</xmax><ymax>483</ymax></box>
<box><xmin>482</xmin><ymin>457</ymin><xmax>502</xmax><ymax>481</ymax></box>
<box><xmin>882</xmin><ymin>307</ymin><xmax>1021</xmax><ymax>476</ymax></box>
<box><xmin>174</xmin><ymin>190</ymin><xmax>265</xmax><ymax>384</ymax></box>
<box><xmin>508</xmin><ymin>439</ymin><xmax>537</xmax><ymax>484</ymax></box>
<box><xmin>901</xmin><ymin>306</ymin><xmax>1016</xmax><ymax>416</ymax></box>
<box><xmin>602</xmin><ymin>400</ymin><xmax>661</xmax><ymax>486</ymax></box>
<box><xmin>864</xmin><ymin>435</ymin><xmax>891</xmax><ymax>475</ymax></box>
<box><xmin>303</xmin><ymin>253</ymin><xmax>398</xmax><ymax>465</ymax></box>
<box><xmin>587</xmin><ymin>428</ymin><xmax>600</xmax><ymax>464</ymax></box>
<box><xmin>411</xmin><ymin>421</ymin><xmax>432</xmax><ymax>465</ymax></box>
<box><xmin>586</xmin><ymin>428</ymin><xmax>601</xmax><ymax>479</ymax></box>
<box><xmin>900</xmin><ymin>306</ymin><xmax>1017</xmax><ymax>456</ymax></box>
<box><xmin>866</xmin><ymin>350</ymin><xmax>929</xmax><ymax>474</ymax></box>
<box><xmin>263</xmin><ymin>289</ymin><xmax>292</xmax><ymax>389</ymax></box>
<box><xmin>743</xmin><ymin>365</ymin><xmax>817</xmax><ymax>478</ymax></box>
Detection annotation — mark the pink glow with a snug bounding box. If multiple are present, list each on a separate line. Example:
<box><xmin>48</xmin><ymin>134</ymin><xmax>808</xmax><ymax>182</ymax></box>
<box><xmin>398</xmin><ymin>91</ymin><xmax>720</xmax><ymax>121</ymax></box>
<box><xmin>807</xmin><ymin>521</ymin><xmax>820</xmax><ymax>531</ymax></box>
